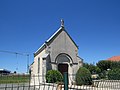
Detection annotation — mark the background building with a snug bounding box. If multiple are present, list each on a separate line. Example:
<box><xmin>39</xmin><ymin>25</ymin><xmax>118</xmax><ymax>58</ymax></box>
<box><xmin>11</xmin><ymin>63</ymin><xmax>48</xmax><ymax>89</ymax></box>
<box><xmin>0</xmin><ymin>69</ymin><xmax>11</xmax><ymax>75</ymax></box>
<box><xmin>108</xmin><ymin>56</ymin><xmax>120</xmax><ymax>62</ymax></box>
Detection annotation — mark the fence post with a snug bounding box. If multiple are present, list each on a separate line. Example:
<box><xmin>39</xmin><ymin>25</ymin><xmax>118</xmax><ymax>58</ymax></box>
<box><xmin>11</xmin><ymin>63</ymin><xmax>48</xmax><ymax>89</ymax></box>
<box><xmin>64</xmin><ymin>72</ymin><xmax>68</xmax><ymax>90</ymax></box>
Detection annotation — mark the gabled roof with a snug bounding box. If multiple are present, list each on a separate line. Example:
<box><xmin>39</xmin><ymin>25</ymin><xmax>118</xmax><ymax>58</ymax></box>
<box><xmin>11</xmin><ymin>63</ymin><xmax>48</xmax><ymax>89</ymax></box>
<box><xmin>108</xmin><ymin>56</ymin><xmax>120</xmax><ymax>61</ymax></box>
<box><xmin>34</xmin><ymin>21</ymin><xmax>78</xmax><ymax>56</ymax></box>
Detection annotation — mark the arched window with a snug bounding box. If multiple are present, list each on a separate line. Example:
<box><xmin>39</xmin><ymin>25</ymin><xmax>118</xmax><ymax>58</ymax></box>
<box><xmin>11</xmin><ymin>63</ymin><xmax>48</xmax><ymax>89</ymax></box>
<box><xmin>55</xmin><ymin>53</ymin><xmax>73</xmax><ymax>64</ymax></box>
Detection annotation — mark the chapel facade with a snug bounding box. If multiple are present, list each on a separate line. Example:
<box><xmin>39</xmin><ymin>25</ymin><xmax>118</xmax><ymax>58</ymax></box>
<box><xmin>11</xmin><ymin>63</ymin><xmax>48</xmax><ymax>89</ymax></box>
<box><xmin>30</xmin><ymin>20</ymin><xmax>83</xmax><ymax>85</ymax></box>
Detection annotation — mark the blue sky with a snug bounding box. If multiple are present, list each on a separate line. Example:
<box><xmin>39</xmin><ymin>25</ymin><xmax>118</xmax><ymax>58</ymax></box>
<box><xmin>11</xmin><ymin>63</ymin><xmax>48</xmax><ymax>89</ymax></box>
<box><xmin>0</xmin><ymin>0</ymin><xmax>120</xmax><ymax>73</ymax></box>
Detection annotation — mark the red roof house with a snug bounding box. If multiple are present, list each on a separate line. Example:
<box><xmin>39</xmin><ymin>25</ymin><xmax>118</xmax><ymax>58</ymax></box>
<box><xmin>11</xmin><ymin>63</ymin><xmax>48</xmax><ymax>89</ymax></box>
<box><xmin>108</xmin><ymin>56</ymin><xmax>120</xmax><ymax>62</ymax></box>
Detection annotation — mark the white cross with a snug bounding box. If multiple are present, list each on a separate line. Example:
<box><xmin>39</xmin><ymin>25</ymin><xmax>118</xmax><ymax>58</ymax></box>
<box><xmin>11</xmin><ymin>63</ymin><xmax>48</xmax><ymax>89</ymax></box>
<box><xmin>61</xmin><ymin>19</ymin><xmax>64</xmax><ymax>27</ymax></box>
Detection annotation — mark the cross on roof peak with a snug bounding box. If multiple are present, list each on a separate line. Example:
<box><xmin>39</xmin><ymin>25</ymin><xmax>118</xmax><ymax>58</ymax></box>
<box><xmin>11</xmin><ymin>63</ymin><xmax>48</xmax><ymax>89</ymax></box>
<box><xmin>61</xmin><ymin>19</ymin><xmax>64</xmax><ymax>27</ymax></box>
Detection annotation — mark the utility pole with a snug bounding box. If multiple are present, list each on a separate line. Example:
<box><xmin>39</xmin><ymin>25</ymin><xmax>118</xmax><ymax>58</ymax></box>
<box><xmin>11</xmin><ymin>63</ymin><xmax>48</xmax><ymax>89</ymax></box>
<box><xmin>27</xmin><ymin>54</ymin><xmax>29</xmax><ymax>74</ymax></box>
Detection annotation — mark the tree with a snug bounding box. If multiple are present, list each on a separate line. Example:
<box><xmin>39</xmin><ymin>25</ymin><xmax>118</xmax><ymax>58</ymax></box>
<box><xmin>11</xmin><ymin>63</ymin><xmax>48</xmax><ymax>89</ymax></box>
<box><xmin>96</xmin><ymin>60</ymin><xmax>111</xmax><ymax>71</ymax></box>
<box><xmin>14</xmin><ymin>71</ymin><xmax>16</xmax><ymax>74</ymax></box>
<box><xmin>76</xmin><ymin>67</ymin><xmax>92</xmax><ymax>85</ymax></box>
<box><xmin>83</xmin><ymin>63</ymin><xmax>90</xmax><ymax>69</ymax></box>
<box><xmin>95</xmin><ymin>66</ymin><xmax>101</xmax><ymax>74</ymax></box>
<box><xmin>110</xmin><ymin>61</ymin><xmax>120</xmax><ymax>69</ymax></box>
<box><xmin>108</xmin><ymin>68</ymin><xmax>120</xmax><ymax>80</ymax></box>
<box><xmin>83</xmin><ymin>63</ymin><xmax>101</xmax><ymax>74</ymax></box>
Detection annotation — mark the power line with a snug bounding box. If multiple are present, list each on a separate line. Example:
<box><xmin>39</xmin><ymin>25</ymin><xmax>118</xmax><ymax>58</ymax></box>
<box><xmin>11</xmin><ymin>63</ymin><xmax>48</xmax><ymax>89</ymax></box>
<box><xmin>0</xmin><ymin>50</ymin><xmax>29</xmax><ymax>56</ymax></box>
<box><xmin>0</xmin><ymin>50</ymin><xmax>30</xmax><ymax>73</ymax></box>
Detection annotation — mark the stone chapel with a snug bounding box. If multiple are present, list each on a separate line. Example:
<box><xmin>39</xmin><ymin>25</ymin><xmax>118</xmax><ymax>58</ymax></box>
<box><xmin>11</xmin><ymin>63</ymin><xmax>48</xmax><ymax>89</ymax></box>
<box><xmin>30</xmin><ymin>20</ymin><xmax>83</xmax><ymax>85</ymax></box>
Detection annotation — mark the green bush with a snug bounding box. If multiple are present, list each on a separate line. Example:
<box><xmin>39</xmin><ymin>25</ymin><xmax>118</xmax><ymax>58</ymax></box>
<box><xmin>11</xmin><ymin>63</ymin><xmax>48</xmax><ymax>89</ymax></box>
<box><xmin>45</xmin><ymin>70</ymin><xmax>63</xmax><ymax>83</ymax></box>
<box><xmin>76</xmin><ymin>67</ymin><xmax>92</xmax><ymax>85</ymax></box>
<box><xmin>108</xmin><ymin>68</ymin><xmax>120</xmax><ymax>80</ymax></box>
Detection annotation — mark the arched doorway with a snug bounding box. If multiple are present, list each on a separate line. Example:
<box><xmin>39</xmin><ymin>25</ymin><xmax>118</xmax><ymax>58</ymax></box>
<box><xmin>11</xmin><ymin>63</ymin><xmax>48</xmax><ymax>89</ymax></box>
<box><xmin>58</xmin><ymin>63</ymin><xmax>68</xmax><ymax>75</ymax></box>
<box><xmin>55</xmin><ymin>53</ymin><xmax>73</xmax><ymax>75</ymax></box>
<box><xmin>55</xmin><ymin>53</ymin><xmax>73</xmax><ymax>84</ymax></box>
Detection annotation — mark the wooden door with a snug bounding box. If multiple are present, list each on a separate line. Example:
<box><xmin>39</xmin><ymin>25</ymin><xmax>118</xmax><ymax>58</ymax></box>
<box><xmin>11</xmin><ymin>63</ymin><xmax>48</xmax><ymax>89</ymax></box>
<box><xmin>58</xmin><ymin>64</ymin><xmax>68</xmax><ymax>75</ymax></box>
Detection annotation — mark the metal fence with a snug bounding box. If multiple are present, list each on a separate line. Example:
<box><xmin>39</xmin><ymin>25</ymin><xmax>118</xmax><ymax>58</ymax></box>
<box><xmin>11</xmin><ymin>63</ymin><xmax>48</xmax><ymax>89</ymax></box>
<box><xmin>0</xmin><ymin>74</ymin><xmax>120</xmax><ymax>90</ymax></box>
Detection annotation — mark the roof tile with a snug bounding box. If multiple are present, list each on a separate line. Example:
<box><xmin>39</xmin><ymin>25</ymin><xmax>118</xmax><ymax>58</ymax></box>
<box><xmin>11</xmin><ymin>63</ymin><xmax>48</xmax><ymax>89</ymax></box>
<box><xmin>108</xmin><ymin>56</ymin><xmax>120</xmax><ymax>61</ymax></box>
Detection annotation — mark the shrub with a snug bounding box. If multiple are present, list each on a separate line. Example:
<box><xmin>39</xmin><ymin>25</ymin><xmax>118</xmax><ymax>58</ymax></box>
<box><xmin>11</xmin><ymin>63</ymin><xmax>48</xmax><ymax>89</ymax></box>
<box><xmin>76</xmin><ymin>67</ymin><xmax>92</xmax><ymax>85</ymax></box>
<box><xmin>46</xmin><ymin>70</ymin><xmax>63</xmax><ymax>83</ymax></box>
<box><xmin>108</xmin><ymin>68</ymin><xmax>120</xmax><ymax>80</ymax></box>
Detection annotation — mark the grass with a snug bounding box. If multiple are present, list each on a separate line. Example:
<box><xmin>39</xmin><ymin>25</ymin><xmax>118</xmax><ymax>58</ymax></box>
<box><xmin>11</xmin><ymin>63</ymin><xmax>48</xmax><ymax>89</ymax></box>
<box><xmin>0</xmin><ymin>75</ymin><xmax>30</xmax><ymax>84</ymax></box>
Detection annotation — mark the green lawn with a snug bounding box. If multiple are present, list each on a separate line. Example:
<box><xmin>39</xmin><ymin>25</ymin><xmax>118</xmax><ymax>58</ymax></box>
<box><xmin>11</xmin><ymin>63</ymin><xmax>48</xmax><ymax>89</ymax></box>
<box><xmin>0</xmin><ymin>75</ymin><xmax>30</xmax><ymax>84</ymax></box>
